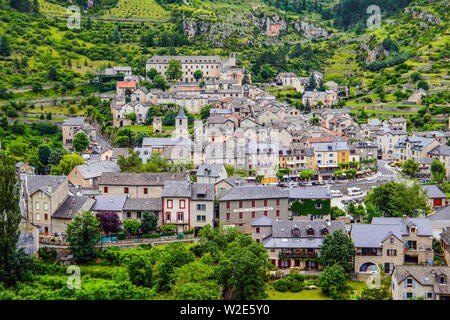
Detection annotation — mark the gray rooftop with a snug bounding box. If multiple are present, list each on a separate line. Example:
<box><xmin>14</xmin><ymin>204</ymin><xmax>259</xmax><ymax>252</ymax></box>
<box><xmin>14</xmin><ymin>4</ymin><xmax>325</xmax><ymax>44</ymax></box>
<box><xmin>421</xmin><ymin>185</ymin><xmax>447</xmax><ymax>199</ymax></box>
<box><xmin>162</xmin><ymin>181</ymin><xmax>191</xmax><ymax>198</ymax></box>
<box><xmin>53</xmin><ymin>196</ymin><xmax>94</xmax><ymax>219</ymax></box>
<box><xmin>312</xmin><ymin>141</ymin><xmax>349</xmax><ymax>152</ymax></box>
<box><xmin>91</xmin><ymin>195</ymin><xmax>127</xmax><ymax>211</ymax></box>
<box><xmin>99</xmin><ymin>172</ymin><xmax>189</xmax><ymax>186</ymax></box>
<box><xmin>75</xmin><ymin>161</ymin><xmax>120</xmax><ymax>179</ymax></box>
<box><xmin>62</xmin><ymin>117</ymin><xmax>85</xmax><ymax>126</ymax></box>
<box><xmin>351</xmin><ymin>224</ymin><xmax>403</xmax><ymax>248</ymax></box>
<box><xmin>25</xmin><ymin>175</ymin><xmax>67</xmax><ymax>196</ymax></box>
<box><xmin>251</xmin><ymin>216</ymin><xmax>274</xmax><ymax>227</ymax></box>
<box><xmin>176</xmin><ymin>107</ymin><xmax>188</xmax><ymax>119</ymax></box>
<box><xmin>196</xmin><ymin>163</ymin><xmax>225</xmax><ymax>178</ymax></box>
<box><xmin>393</xmin><ymin>266</ymin><xmax>450</xmax><ymax>294</ymax></box>
<box><xmin>191</xmin><ymin>183</ymin><xmax>215</xmax><ymax>201</ymax></box>
<box><xmin>218</xmin><ymin>175</ymin><xmax>249</xmax><ymax>187</ymax></box>
<box><xmin>371</xmin><ymin>217</ymin><xmax>433</xmax><ymax>237</ymax></box>
<box><xmin>123</xmin><ymin>198</ymin><xmax>162</xmax><ymax>211</ymax></box>
<box><xmin>218</xmin><ymin>185</ymin><xmax>288</xmax><ymax>201</ymax></box>
<box><xmin>141</xmin><ymin>137</ymin><xmax>193</xmax><ymax>147</ymax></box>
<box><xmin>288</xmin><ymin>187</ymin><xmax>332</xmax><ymax>200</ymax></box>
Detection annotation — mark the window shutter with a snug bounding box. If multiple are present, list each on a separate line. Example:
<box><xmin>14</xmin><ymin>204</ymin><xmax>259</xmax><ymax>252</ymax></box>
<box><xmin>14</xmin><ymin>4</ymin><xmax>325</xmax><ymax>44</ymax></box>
<box><xmin>432</xmin><ymin>293</ymin><xmax>436</xmax><ymax>299</ymax></box>
<box><xmin>404</xmin><ymin>281</ymin><xmax>407</xmax><ymax>288</ymax></box>
<box><xmin>412</xmin><ymin>279</ymin><xmax>415</xmax><ymax>288</ymax></box>
<box><xmin>413</xmin><ymin>293</ymin><xmax>416</xmax><ymax>299</ymax></box>
<box><xmin>403</xmin><ymin>292</ymin><xmax>407</xmax><ymax>299</ymax></box>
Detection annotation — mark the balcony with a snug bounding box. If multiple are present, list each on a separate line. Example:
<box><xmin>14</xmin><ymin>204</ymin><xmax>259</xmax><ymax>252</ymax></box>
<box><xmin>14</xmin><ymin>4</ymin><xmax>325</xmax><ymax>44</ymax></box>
<box><xmin>279</xmin><ymin>251</ymin><xmax>317</xmax><ymax>258</ymax></box>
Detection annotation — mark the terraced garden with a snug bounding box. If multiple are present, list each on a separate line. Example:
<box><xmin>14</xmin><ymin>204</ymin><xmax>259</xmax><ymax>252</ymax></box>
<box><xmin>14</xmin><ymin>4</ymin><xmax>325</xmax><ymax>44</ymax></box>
<box><xmin>102</xmin><ymin>0</ymin><xmax>169</xmax><ymax>20</ymax></box>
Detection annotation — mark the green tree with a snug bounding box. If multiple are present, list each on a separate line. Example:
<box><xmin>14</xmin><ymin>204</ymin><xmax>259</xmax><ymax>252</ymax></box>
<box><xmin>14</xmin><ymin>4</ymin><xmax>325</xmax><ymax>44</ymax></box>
<box><xmin>215</xmin><ymin>233</ymin><xmax>270</xmax><ymax>300</ymax></box>
<box><xmin>319</xmin><ymin>230</ymin><xmax>355</xmax><ymax>274</ymax></box>
<box><xmin>127</xmin><ymin>255</ymin><xmax>153</xmax><ymax>287</ymax></box>
<box><xmin>141</xmin><ymin>211</ymin><xmax>158</xmax><ymax>234</ymax></box>
<box><xmin>410</xmin><ymin>72</ymin><xmax>421</xmax><ymax>83</ymax></box>
<box><xmin>0</xmin><ymin>35</ymin><xmax>11</xmax><ymax>57</ymax></box>
<box><xmin>344</xmin><ymin>168</ymin><xmax>357</xmax><ymax>180</ymax></box>
<box><xmin>166</xmin><ymin>59</ymin><xmax>182</xmax><ymax>81</ymax></box>
<box><xmin>417</xmin><ymin>80</ymin><xmax>429</xmax><ymax>91</ymax></box>
<box><xmin>224</xmin><ymin>164</ymin><xmax>235</xmax><ymax>177</ymax></box>
<box><xmin>172</xmin><ymin>261</ymin><xmax>221</xmax><ymax>300</ymax></box>
<box><xmin>67</xmin><ymin>211</ymin><xmax>101</xmax><ymax>263</ymax></box>
<box><xmin>51</xmin><ymin>154</ymin><xmax>84</xmax><ymax>175</ymax></box>
<box><xmin>0</xmin><ymin>152</ymin><xmax>28</xmax><ymax>286</ymax></box>
<box><xmin>200</xmin><ymin>105</ymin><xmax>212</xmax><ymax>120</ymax></box>
<box><xmin>402</xmin><ymin>159</ymin><xmax>420</xmax><ymax>178</ymax></box>
<box><xmin>123</xmin><ymin>219</ymin><xmax>141</xmax><ymax>236</ymax></box>
<box><xmin>193</xmin><ymin>70</ymin><xmax>203</xmax><ymax>81</ymax></box>
<box><xmin>73</xmin><ymin>132</ymin><xmax>90</xmax><ymax>154</ymax></box>
<box><xmin>330</xmin><ymin>206</ymin><xmax>345</xmax><ymax>220</ymax></box>
<box><xmin>318</xmin><ymin>264</ymin><xmax>348</xmax><ymax>299</ymax></box>
<box><xmin>300</xmin><ymin>170</ymin><xmax>314</xmax><ymax>181</ymax></box>
<box><xmin>147</xmin><ymin>68</ymin><xmax>159</xmax><ymax>81</ymax></box>
<box><xmin>152</xmin><ymin>75</ymin><xmax>169</xmax><ymax>91</ymax></box>
<box><xmin>37</xmin><ymin>145</ymin><xmax>51</xmax><ymax>166</ymax></box>
<box><xmin>431</xmin><ymin>159</ymin><xmax>446</xmax><ymax>184</ymax></box>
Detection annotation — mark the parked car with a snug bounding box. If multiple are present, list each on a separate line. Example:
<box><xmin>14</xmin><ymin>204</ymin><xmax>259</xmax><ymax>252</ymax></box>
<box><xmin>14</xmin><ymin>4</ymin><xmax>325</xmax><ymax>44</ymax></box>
<box><xmin>347</xmin><ymin>187</ymin><xmax>363</xmax><ymax>196</ymax></box>
<box><xmin>82</xmin><ymin>154</ymin><xmax>91</xmax><ymax>161</ymax></box>
<box><xmin>331</xmin><ymin>190</ymin><xmax>343</xmax><ymax>198</ymax></box>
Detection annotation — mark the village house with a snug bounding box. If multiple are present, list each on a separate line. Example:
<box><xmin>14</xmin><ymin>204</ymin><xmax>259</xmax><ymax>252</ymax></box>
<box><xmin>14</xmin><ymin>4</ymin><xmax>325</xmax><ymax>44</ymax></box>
<box><xmin>99</xmin><ymin>172</ymin><xmax>189</xmax><ymax>198</ymax></box>
<box><xmin>218</xmin><ymin>185</ymin><xmax>289</xmax><ymax>234</ymax></box>
<box><xmin>16</xmin><ymin>162</ymin><xmax>35</xmax><ymax>180</ymax></box>
<box><xmin>90</xmin><ymin>195</ymin><xmax>128</xmax><ymax>220</ymax></box>
<box><xmin>68</xmin><ymin>161</ymin><xmax>120</xmax><ymax>188</ymax></box>
<box><xmin>23</xmin><ymin>175</ymin><xmax>68</xmax><ymax>236</ymax></box>
<box><xmin>394</xmin><ymin>136</ymin><xmax>441</xmax><ymax>162</ymax></box>
<box><xmin>312</xmin><ymin>141</ymin><xmax>350</xmax><ymax>179</ymax></box>
<box><xmin>391</xmin><ymin>266</ymin><xmax>450</xmax><ymax>300</ymax></box>
<box><xmin>302</xmin><ymin>89</ymin><xmax>338</xmax><ymax>108</ymax></box>
<box><xmin>100</xmin><ymin>147</ymin><xmax>130</xmax><ymax>161</ymax></box>
<box><xmin>214</xmin><ymin>175</ymin><xmax>249</xmax><ymax>198</ymax></box>
<box><xmin>351</xmin><ymin>216</ymin><xmax>434</xmax><ymax>280</ymax></box>
<box><xmin>122</xmin><ymin>197</ymin><xmax>163</xmax><ymax>226</ymax></box>
<box><xmin>376</xmin><ymin>128</ymin><xmax>408</xmax><ymax>159</ymax></box>
<box><xmin>275</xmin><ymin>72</ymin><xmax>305</xmax><ymax>92</ymax></box>
<box><xmin>251</xmin><ymin>217</ymin><xmax>346</xmax><ymax>270</ymax></box>
<box><xmin>420</xmin><ymin>185</ymin><xmax>448</xmax><ymax>208</ymax></box>
<box><xmin>287</xmin><ymin>187</ymin><xmax>332</xmax><ymax>221</ymax></box>
<box><xmin>52</xmin><ymin>196</ymin><xmax>95</xmax><ymax>235</ymax></box>
<box><xmin>428</xmin><ymin>145</ymin><xmax>450</xmax><ymax>180</ymax></box>
<box><xmin>62</xmin><ymin>117</ymin><xmax>97</xmax><ymax>151</ymax></box>
<box><xmin>196</xmin><ymin>163</ymin><xmax>227</xmax><ymax>184</ymax></box>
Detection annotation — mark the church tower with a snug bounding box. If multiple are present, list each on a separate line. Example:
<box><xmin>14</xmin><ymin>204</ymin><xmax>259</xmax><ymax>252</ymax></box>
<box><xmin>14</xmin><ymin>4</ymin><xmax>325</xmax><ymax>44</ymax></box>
<box><xmin>175</xmin><ymin>107</ymin><xmax>188</xmax><ymax>139</ymax></box>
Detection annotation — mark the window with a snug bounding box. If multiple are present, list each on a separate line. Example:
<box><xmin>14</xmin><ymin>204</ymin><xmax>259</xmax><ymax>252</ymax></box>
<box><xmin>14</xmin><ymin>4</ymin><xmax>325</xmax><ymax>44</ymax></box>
<box><xmin>406</xmin><ymin>279</ymin><xmax>413</xmax><ymax>287</ymax></box>
<box><xmin>264</xmin><ymin>211</ymin><xmax>267</xmax><ymax>216</ymax></box>
<box><xmin>197</xmin><ymin>204</ymin><xmax>206</xmax><ymax>211</ymax></box>
<box><xmin>127</xmin><ymin>212</ymin><xmax>131</xmax><ymax>218</ymax></box>
<box><xmin>264</xmin><ymin>200</ymin><xmax>268</xmax><ymax>206</ymax></box>
<box><xmin>390</xmin><ymin>238</ymin><xmax>394</xmax><ymax>243</ymax></box>
<box><xmin>426</xmin><ymin>293</ymin><xmax>433</xmax><ymax>299</ymax></box>
<box><xmin>202</xmin><ymin>215</ymin><xmax>206</xmax><ymax>221</ymax></box>
<box><xmin>44</xmin><ymin>214</ymin><xmax>48</xmax><ymax>221</ymax></box>
<box><xmin>137</xmin><ymin>212</ymin><xmax>142</xmax><ymax>219</ymax></box>
<box><xmin>36</xmin><ymin>213</ymin><xmax>40</xmax><ymax>221</ymax></box>
<box><xmin>440</xmin><ymin>276</ymin><xmax>446</xmax><ymax>284</ymax></box>
<box><xmin>239</xmin><ymin>201</ymin><xmax>243</xmax><ymax>208</ymax></box>
<box><xmin>321</xmin><ymin>228</ymin><xmax>328</xmax><ymax>235</ymax></box>
<box><xmin>315</xmin><ymin>203</ymin><xmax>323</xmax><ymax>209</ymax></box>
<box><xmin>226</xmin><ymin>213</ymin><xmax>230</xmax><ymax>221</ymax></box>
<box><xmin>180</xmin><ymin>200</ymin><xmax>185</xmax><ymax>209</ymax></box>
<box><xmin>226</xmin><ymin>202</ymin><xmax>230</xmax><ymax>209</ymax></box>
<box><xmin>144</xmin><ymin>188</ymin><xmax>148</xmax><ymax>195</ymax></box>
<box><xmin>256</xmin><ymin>227</ymin><xmax>260</xmax><ymax>233</ymax></box>
<box><xmin>124</xmin><ymin>187</ymin><xmax>129</xmax><ymax>194</ymax></box>
<box><xmin>178</xmin><ymin>213</ymin><xmax>183</xmax><ymax>222</ymax></box>
<box><xmin>36</xmin><ymin>202</ymin><xmax>39</xmax><ymax>210</ymax></box>
<box><xmin>104</xmin><ymin>187</ymin><xmax>108</xmax><ymax>193</ymax></box>
<box><xmin>387</xmin><ymin>249</ymin><xmax>397</xmax><ymax>256</ymax></box>
<box><xmin>307</xmin><ymin>228</ymin><xmax>314</xmax><ymax>235</ymax></box>
<box><xmin>252</xmin><ymin>200</ymin><xmax>256</xmax><ymax>208</ymax></box>
<box><xmin>276</xmin><ymin>199</ymin><xmax>280</xmax><ymax>206</ymax></box>
<box><xmin>406</xmin><ymin>292</ymin><xmax>413</xmax><ymax>299</ymax></box>
<box><xmin>167</xmin><ymin>200</ymin><xmax>173</xmax><ymax>209</ymax></box>
<box><xmin>239</xmin><ymin>212</ymin><xmax>243</xmax><ymax>220</ymax></box>
<box><xmin>292</xmin><ymin>228</ymin><xmax>300</xmax><ymax>237</ymax></box>
<box><xmin>276</xmin><ymin>210</ymin><xmax>280</xmax><ymax>217</ymax></box>
<box><xmin>166</xmin><ymin>213</ymin><xmax>171</xmax><ymax>221</ymax></box>
<box><xmin>252</xmin><ymin>212</ymin><xmax>255</xmax><ymax>218</ymax></box>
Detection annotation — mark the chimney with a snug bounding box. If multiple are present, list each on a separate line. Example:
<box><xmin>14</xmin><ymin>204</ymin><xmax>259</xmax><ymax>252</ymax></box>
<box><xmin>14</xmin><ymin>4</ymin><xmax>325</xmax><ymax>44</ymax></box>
<box><xmin>403</xmin><ymin>215</ymin><xmax>407</xmax><ymax>223</ymax></box>
<box><xmin>47</xmin><ymin>184</ymin><xmax>52</xmax><ymax>194</ymax></box>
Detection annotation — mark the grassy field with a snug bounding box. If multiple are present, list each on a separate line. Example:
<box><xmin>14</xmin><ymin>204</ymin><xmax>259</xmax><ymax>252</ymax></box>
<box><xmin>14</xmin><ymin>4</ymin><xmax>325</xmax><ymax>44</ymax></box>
<box><xmin>265</xmin><ymin>280</ymin><xmax>367</xmax><ymax>300</ymax></box>
<box><xmin>103</xmin><ymin>0</ymin><xmax>169</xmax><ymax>19</ymax></box>
<box><xmin>37</xmin><ymin>0</ymin><xmax>67</xmax><ymax>16</ymax></box>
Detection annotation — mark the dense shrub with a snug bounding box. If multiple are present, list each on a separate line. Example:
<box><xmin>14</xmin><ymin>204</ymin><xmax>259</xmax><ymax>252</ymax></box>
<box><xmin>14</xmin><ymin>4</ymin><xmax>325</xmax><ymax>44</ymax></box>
<box><xmin>117</xmin><ymin>232</ymin><xmax>126</xmax><ymax>240</ymax></box>
<box><xmin>142</xmin><ymin>233</ymin><xmax>160</xmax><ymax>239</ymax></box>
<box><xmin>290</xmin><ymin>279</ymin><xmax>304</xmax><ymax>292</ymax></box>
<box><xmin>273</xmin><ymin>277</ymin><xmax>290</xmax><ymax>292</ymax></box>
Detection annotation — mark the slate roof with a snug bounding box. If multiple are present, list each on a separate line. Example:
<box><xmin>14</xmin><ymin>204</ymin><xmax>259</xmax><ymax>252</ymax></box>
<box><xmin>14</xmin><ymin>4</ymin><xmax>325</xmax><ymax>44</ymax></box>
<box><xmin>312</xmin><ymin>141</ymin><xmax>349</xmax><ymax>152</ymax></box>
<box><xmin>25</xmin><ymin>175</ymin><xmax>67</xmax><ymax>196</ymax></box>
<box><xmin>207</xmin><ymin>115</ymin><xmax>232</xmax><ymax>124</ymax></box>
<box><xmin>75</xmin><ymin>161</ymin><xmax>120</xmax><ymax>179</ymax></box>
<box><xmin>91</xmin><ymin>196</ymin><xmax>127</xmax><ymax>211</ymax></box>
<box><xmin>251</xmin><ymin>216</ymin><xmax>274</xmax><ymax>227</ymax></box>
<box><xmin>272</xmin><ymin>220</ymin><xmax>345</xmax><ymax>238</ymax></box>
<box><xmin>371</xmin><ymin>217</ymin><xmax>433</xmax><ymax>237</ymax></box>
<box><xmin>218</xmin><ymin>175</ymin><xmax>249</xmax><ymax>187</ymax></box>
<box><xmin>123</xmin><ymin>198</ymin><xmax>162</xmax><ymax>211</ymax></box>
<box><xmin>218</xmin><ymin>185</ymin><xmax>288</xmax><ymax>201</ymax></box>
<box><xmin>162</xmin><ymin>181</ymin><xmax>191</xmax><ymax>198</ymax></box>
<box><xmin>421</xmin><ymin>185</ymin><xmax>447</xmax><ymax>199</ymax></box>
<box><xmin>428</xmin><ymin>145</ymin><xmax>450</xmax><ymax>157</ymax></box>
<box><xmin>176</xmin><ymin>107</ymin><xmax>188</xmax><ymax>119</ymax></box>
<box><xmin>53</xmin><ymin>196</ymin><xmax>94</xmax><ymax>219</ymax></box>
<box><xmin>288</xmin><ymin>187</ymin><xmax>332</xmax><ymax>200</ymax></box>
<box><xmin>351</xmin><ymin>224</ymin><xmax>404</xmax><ymax>248</ymax></box>
<box><xmin>141</xmin><ymin>137</ymin><xmax>193</xmax><ymax>147</ymax></box>
<box><xmin>393</xmin><ymin>266</ymin><xmax>450</xmax><ymax>294</ymax></box>
<box><xmin>62</xmin><ymin>117</ymin><xmax>85</xmax><ymax>126</ymax></box>
<box><xmin>99</xmin><ymin>172</ymin><xmax>189</xmax><ymax>186</ymax></box>
<box><xmin>440</xmin><ymin>229</ymin><xmax>450</xmax><ymax>245</ymax></box>
<box><xmin>191</xmin><ymin>183</ymin><xmax>215</xmax><ymax>201</ymax></box>
<box><xmin>196</xmin><ymin>163</ymin><xmax>224</xmax><ymax>178</ymax></box>
<box><xmin>427</xmin><ymin>206</ymin><xmax>450</xmax><ymax>221</ymax></box>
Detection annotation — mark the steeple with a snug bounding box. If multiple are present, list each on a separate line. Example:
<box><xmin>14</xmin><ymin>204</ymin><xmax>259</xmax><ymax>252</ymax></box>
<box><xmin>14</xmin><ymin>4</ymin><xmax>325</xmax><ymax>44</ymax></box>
<box><xmin>176</xmin><ymin>107</ymin><xmax>188</xmax><ymax>119</ymax></box>
<box><xmin>175</xmin><ymin>107</ymin><xmax>188</xmax><ymax>139</ymax></box>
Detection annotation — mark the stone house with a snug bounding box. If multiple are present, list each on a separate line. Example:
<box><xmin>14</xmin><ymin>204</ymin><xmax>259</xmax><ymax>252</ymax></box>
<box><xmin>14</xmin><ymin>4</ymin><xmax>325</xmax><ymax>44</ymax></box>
<box><xmin>420</xmin><ymin>185</ymin><xmax>447</xmax><ymax>208</ymax></box>
<box><xmin>52</xmin><ymin>196</ymin><xmax>95</xmax><ymax>235</ymax></box>
<box><xmin>214</xmin><ymin>175</ymin><xmax>249</xmax><ymax>198</ymax></box>
<box><xmin>391</xmin><ymin>266</ymin><xmax>450</xmax><ymax>300</ymax></box>
<box><xmin>251</xmin><ymin>217</ymin><xmax>346</xmax><ymax>270</ymax></box>
<box><xmin>62</xmin><ymin>117</ymin><xmax>96</xmax><ymax>151</ymax></box>
<box><xmin>218</xmin><ymin>185</ymin><xmax>289</xmax><ymax>234</ymax></box>
<box><xmin>351</xmin><ymin>217</ymin><xmax>434</xmax><ymax>280</ymax></box>
<box><xmin>16</xmin><ymin>162</ymin><xmax>35</xmax><ymax>180</ymax></box>
<box><xmin>99</xmin><ymin>172</ymin><xmax>189</xmax><ymax>198</ymax></box>
<box><xmin>196</xmin><ymin>163</ymin><xmax>227</xmax><ymax>184</ymax></box>
<box><xmin>287</xmin><ymin>187</ymin><xmax>332</xmax><ymax>221</ymax></box>
<box><xmin>122</xmin><ymin>197</ymin><xmax>163</xmax><ymax>226</ymax></box>
<box><xmin>68</xmin><ymin>160</ymin><xmax>120</xmax><ymax>188</ymax></box>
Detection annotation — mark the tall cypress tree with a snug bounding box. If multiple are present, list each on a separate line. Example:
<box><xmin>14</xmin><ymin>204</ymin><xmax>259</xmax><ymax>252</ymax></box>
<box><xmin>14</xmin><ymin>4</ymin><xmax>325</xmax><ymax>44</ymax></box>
<box><xmin>0</xmin><ymin>35</ymin><xmax>11</xmax><ymax>57</ymax></box>
<box><xmin>0</xmin><ymin>152</ymin><xmax>22</xmax><ymax>283</ymax></box>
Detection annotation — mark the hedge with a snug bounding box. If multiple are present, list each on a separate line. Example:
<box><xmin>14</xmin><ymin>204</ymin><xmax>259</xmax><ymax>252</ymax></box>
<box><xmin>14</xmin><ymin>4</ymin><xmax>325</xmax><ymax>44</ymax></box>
<box><xmin>161</xmin><ymin>232</ymin><xmax>176</xmax><ymax>237</ymax></box>
<box><xmin>142</xmin><ymin>233</ymin><xmax>160</xmax><ymax>239</ymax></box>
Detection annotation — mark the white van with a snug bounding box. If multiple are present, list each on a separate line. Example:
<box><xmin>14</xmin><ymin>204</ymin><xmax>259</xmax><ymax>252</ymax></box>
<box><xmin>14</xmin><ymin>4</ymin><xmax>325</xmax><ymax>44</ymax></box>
<box><xmin>347</xmin><ymin>187</ymin><xmax>363</xmax><ymax>196</ymax></box>
<box><xmin>82</xmin><ymin>154</ymin><xmax>91</xmax><ymax>161</ymax></box>
<box><xmin>331</xmin><ymin>190</ymin><xmax>343</xmax><ymax>197</ymax></box>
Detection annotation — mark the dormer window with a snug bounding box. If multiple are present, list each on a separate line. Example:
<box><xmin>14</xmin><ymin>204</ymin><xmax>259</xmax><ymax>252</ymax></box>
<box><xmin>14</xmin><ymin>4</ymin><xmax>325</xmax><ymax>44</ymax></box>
<box><xmin>440</xmin><ymin>276</ymin><xmax>446</xmax><ymax>284</ymax></box>
<box><xmin>321</xmin><ymin>228</ymin><xmax>328</xmax><ymax>235</ymax></box>
<box><xmin>307</xmin><ymin>228</ymin><xmax>315</xmax><ymax>236</ymax></box>
<box><xmin>292</xmin><ymin>228</ymin><xmax>300</xmax><ymax>237</ymax></box>
<box><xmin>410</xmin><ymin>226</ymin><xmax>416</xmax><ymax>233</ymax></box>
